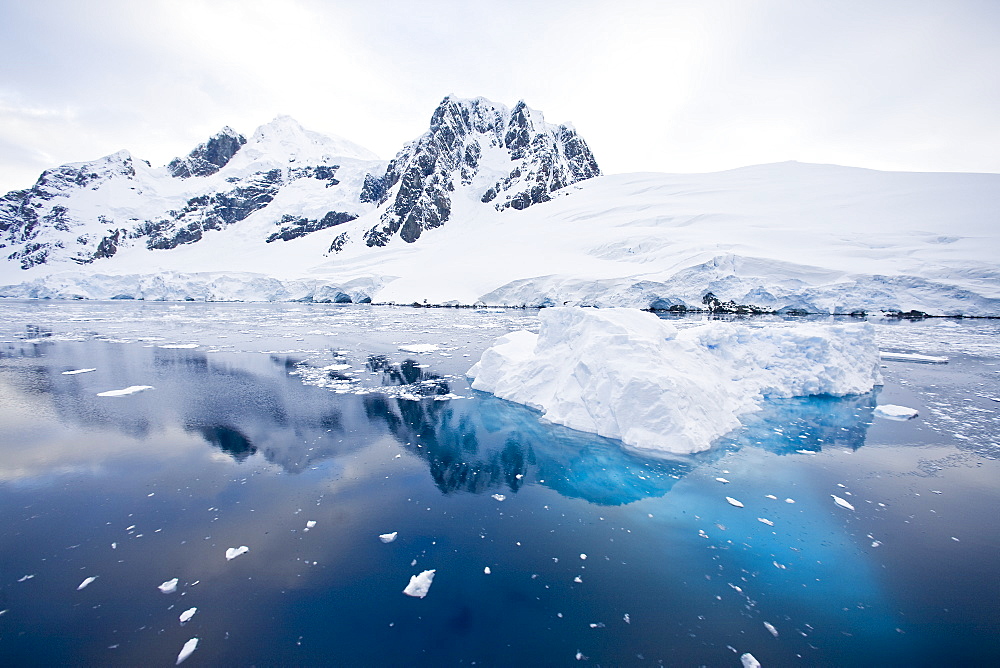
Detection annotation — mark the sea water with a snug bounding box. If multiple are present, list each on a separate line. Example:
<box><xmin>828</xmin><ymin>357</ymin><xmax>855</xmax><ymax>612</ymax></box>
<box><xmin>0</xmin><ymin>301</ymin><xmax>998</xmax><ymax>666</ymax></box>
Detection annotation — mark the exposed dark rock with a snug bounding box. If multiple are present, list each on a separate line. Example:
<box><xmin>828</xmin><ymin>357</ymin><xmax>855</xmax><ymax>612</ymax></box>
<box><xmin>168</xmin><ymin>128</ymin><xmax>246</xmax><ymax>178</ymax></box>
<box><xmin>265</xmin><ymin>211</ymin><xmax>357</xmax><ymax>243</ymax></box>
<box><xmin>362</xmin><ymin>96</ymin><xmax>600</xmax><ymax>247</ymax></box>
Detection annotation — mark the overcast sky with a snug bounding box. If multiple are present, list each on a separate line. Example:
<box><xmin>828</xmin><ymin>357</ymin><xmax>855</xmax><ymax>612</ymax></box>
<box><xmin>2</xmin><ymin>0</ymin><xmax>999</xmax><ymax>189</ymax></box>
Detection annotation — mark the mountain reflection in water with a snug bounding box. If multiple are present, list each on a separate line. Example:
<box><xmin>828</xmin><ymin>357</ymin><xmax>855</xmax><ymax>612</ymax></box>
<box><xmin>2</xmin><ymin>339</ymin><xmax>875</xmax><ymax>504</ymax></box>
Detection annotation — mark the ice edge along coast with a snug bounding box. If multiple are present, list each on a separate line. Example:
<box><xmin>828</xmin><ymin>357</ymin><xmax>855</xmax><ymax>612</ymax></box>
<box><xmin>0</xmin><ymin>96</ymin><xmax>997</xmax><ymax>317</ymax></box>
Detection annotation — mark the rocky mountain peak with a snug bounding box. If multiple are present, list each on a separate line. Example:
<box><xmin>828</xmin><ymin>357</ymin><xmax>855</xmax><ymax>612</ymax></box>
<box><xmin>167</xmin><ymin>127</ymin><xmax>246</xmax><ymax>178</ymax></box>
<box><xmin>358</xmin><ymin>96</ymin><xmax>600</xmax><ymax>247</ymax></box>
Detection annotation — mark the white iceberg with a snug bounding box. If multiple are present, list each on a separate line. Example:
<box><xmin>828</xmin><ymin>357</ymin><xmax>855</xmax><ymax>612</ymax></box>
<box><xmin>741</xmin><ymin>652</ymin><xmax>761</xmax><ymax>668</ymax></box>
<box><xmin>726</xmin><ymin>497</ymin><xmax>745</xmax><ymax>508</ymax></box>
<box><xmin>77</xmin><ymin>576</ymin><xmax>97</xmax><ymax>590</ymax></box>
<box><xmin>832</xmin><ymin>495</ymin><xmax>856</xmax><ymax>511</ymax></box>
<box><xmin>403</xmin><ymin>569</ymin><xmax>436</xmax><ymax>598</ymax></box>
<box><xmin>179</xmin><ymin>607</ymin><xmax>197</xmax><ymax>623</ymax></box>
<box><xmin>399</xmin><ymin>344</ymin><xmax>440</xmax><ymax>354</ymax></box>
<box><xmin>97</xmin><ymin>385</ymin><xmax>154</xmax><ymax>397</ymax></box>
<box><xmin>158</xmin><ymin>578</ymin><xmax>179</xmax><ymax>594</ymax></box>
<box><xmin>225</xmin><ymin>545</ymin><xmax>249</xmax><ymax>560</ymax></box>
<box><xmin>379</xmin><ymin>532</ymin><xmax>397</xmax><ymax>543</ymax></box>
<box><xmin>61</xmin><ymin>368</ymin><xmax>96</xmax><ymax>375</ymax></box>
<box><xmin>176</xmin><ymin>637</ymin><xmax>198</xmax><ymax>665</ymax></box>
<box><xmin>873</xmin><ymin>404</ymin><xmax>919</xmax><ymax>421</ymax></box>
<box><xmin>468</xmin><ymin>308</ymin><xmax>881</xmax><ymax>455</ymax></box>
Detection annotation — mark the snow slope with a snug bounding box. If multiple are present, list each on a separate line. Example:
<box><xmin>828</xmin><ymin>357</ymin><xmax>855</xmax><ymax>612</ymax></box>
<box><xmin>2</xmin><ymin>106</ymin><xmax>998</xmax><ymax>315</ymax></box>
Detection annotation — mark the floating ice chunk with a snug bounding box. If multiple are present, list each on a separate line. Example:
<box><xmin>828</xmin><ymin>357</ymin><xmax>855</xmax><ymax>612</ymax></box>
<box><xmin>17</xmin><ymin>574</ymin><xmax>35</xmax><ymax>582</ymax></box>
<box><xmin>160</xmin><ymin>344</ymin><xmax>199</xmax><ymax>349</ymax></box>
<box><xmin>62</xmin><ymin>368</ymin><xmax>96</xmax><ymax>375</ymax></box>
<box><xmin>468</xmin><ymin>308</ymin><xmax>881</xmax><ymax>455</ymax></box>
<box><xmin>225</xmin><ymin>545</ymin><xmax>249</xmax><ymax>560</ymax></box>
<box><xmin>97</xmin><ymin>385</ymin><xmax>153</xmax><ymax>397</ymax></box>
<box><xmin>176</xmin><ymin>637</ymin><xmax>198</xmax><ymax>665</ymax></box>
<box><xmin>575</xmin><ymin>651</ymin><xmax>587</xmax><ymax>660</ymax></box>
<box><xmin>304</xmin><ymin>520</ymin><xmax>317</xmax><ymax>532</ymax></box>
<box><xmin>402</xmin><ymin>570</ymin><xmax>436</xmax><ymax>598</ymax></box>
<box><xmin>785</xmin><ymin>498</ymin><xmax>796</xmax><ymax>504</ymax></box>
<box><xmin>580</xmin><ymin>553</ymin><xmax>587</xmax><ymax>560</ymax></box>
<box><xmin>573</xmin><ymin>575</ymin><xmax>583</xmax><ymax>583</ymax></box>
<box><xmin>879</xmin><ymin>351</ymin><xmax>948</xmax><ymax>364</ymax></box>
<box><xmin>764</xmin><ymin>621</ymin><xmax>779</xmax><ymax>637</ymax></box>
<box><xmin>623</xmin><ymin>613</ymin><xmax>631</xmax><ymax>623</ymax></box>
<box><xmin>873</xmin><ymin>404</ymin><xmax>919</xmax><ymax>421</ymax></box>
<box><xmin>484</xmin><ymin>567</ymin><xmax>491</xmax><ymax>575</ymax></box>
<box><xmin>589</xmin><ymin>622</ymin><xmax>605</xmax><ymax>628</ymax></box>
<box><xmin>832</xmin><ymin>495</ymin><xmax>855</xmax><ymax>511</ymax></box>
<box><xmin>491</xmin><ymin>494</ymin><xmax>506</xmax><ymax>502</ymax></box>
<box><xmin>399</xmin><ymin>344</ymin><xmax>440</xmax><ymax>354</ymax></box>
<box><xmin>757</xmin><ymin>518</ymin><xmax>774</xmax><ymax>526</ymax></box>
<box><xmin>741</xmin><ymin>652</ymin><xmax>761</xmax><ymax>668</ymax></box>
<box><xmin>716</xmin><ymin>477</ymin><xmax>730</xmax><ymax>484</ymax></box>
<box><xmin>726</xmin><ymin>497</ymin><xmax>744</xmax><ymax>508</ymax></box>
<box><xmin>379</xmin><ymin>532</ymin><xmax>398</xmax><ymax>543</ymax></box>
<box><xmin>77</xmin><ymin>576</ymin><xmax>97</xmax><ymax>590</ymax></box>
<box><xmin>158</xmin><ymin>578</ymin><xmax>179</xmax><ymax>594</ymax></box>
<box><xmin>179</xmin><ymin>607</ymin><xmax>197</xmax><ymax>623</ymax></box>
<box><xmin>321</xmin><ymin>363</ymin><xmax>351</xmax><ymax>371</ymax></box>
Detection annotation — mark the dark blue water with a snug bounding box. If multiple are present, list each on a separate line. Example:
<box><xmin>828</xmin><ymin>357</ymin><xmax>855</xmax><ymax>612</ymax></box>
<box><xmin>1</xmin><ymin>303</ymin><xmax>998</xmax><ymax>666</ymax></box>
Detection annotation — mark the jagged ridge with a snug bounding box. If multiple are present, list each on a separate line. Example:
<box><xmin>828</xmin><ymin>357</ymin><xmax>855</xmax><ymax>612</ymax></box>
<box><xmin>359</xmin><ymin>96</ymin><xmax>599</xmax><ymax>247</ymax></box>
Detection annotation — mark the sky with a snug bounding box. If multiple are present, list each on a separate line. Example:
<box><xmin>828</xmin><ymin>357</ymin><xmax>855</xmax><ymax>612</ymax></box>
<box><xmin>1</xmin><ymin>0</ymin><xmax>999</xmax><ymax>190</ymax></box>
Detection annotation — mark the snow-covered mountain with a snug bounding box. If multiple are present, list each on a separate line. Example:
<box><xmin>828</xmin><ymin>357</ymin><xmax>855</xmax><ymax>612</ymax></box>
<box><xmin>1</xmin><ymin>96</ymin><xmax>998</xmax><ymax>316</ymax></box>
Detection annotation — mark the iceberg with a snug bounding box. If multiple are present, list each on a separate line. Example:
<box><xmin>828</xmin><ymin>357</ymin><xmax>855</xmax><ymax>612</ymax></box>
<box><xmin>402</xmin><ymin>570</ymin><xmax>436</xmax><ymax>598</ymax></box>
<box><xmin>468</xmin><ymin>307</ymin><xmax>882</xmax><ymax>455</ymax></box>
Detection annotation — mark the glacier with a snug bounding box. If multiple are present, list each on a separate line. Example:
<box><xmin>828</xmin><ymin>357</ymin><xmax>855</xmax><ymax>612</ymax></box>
<box><xmin>1</xmin><ymin>97</ymin><xmax>998</xmax><ymax>316</ymax></box>
<box><xmin>467</xmin><ymin>307</ymin><xmax>883</xmax><ymax>455</ymax></box>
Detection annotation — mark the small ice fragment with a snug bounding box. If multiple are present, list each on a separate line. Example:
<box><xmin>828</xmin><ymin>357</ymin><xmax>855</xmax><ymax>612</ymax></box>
<box><xmin>879</xmin><ymin>351</ymin><xmax>948</xmax><ymax>364</ymax></box>
<box><xmin>623</xmin><ymin>613</ymin><xmax>631</xmax><ymax>624</ymax></box>
<box><xmin>580</xmin><ymin>553</ymin><xmax>587</xmax><ymax>560</ymax></box>
<box><xmin>304</xmin><ymin>520</ymin><xmax>317</xmax><ymax>531</ymax></box>
<box><xmin>398</xmin><ymin>344</ymin><xmax>440</xmax><ymax>353</ymax></box>
<box><xmin>831</xmin><ymin>495</ymin><xmax>855</xmax><ymax>511</ymax></box>
<box><xmin>62</xmin><ymin>368</ymin><xmax>96</xmax><ymax>375</ymax></box>
<box><xmin>871</xmin><ymin>540</ymin><xmax>882</xmax><ymax>547</ymax></box>
<box><xmin>225</xmin><ymin>545</ymin><xmax>249</xmax><ymax>560</ymax></box>
<box><xmin>491</xmin><ymin>494</ymin><xmax>506</xmax><ymax>501</ymax></box>
<box><xmin>97</xmin><ymin>385</ymin><xmax>154</xmax><ymax>397</ymax></box>
<box><xmin>575</xmin><ymin>651</ymin><xmax>586</xmax><ymax>660</ymax></box>
<box><xmin>160</xmin><ymin>343</ymin><xmax>199</xmax><ymax>349</ymax></box>
<box><xmin>716</xmin><ymin>477</ymin><xmax>730</xmax><ymax>484</ymax></box>
<box><xmin>176</xmin><ymin>637</ymin><xmax>198</xmax><ymax>665</ymax></box>
<box><xmin>873</xmin><ymin>404</ymin><xmax>919</xmax><ymax>421</ymax></box>
<box><xmin>379</xmin><ymin>532</ymin><xmax>398</xmax><ymax>543</ymax></box>
<box><xmin>484</xmin><ymin>567</ymin><xmax>491</xmax><ymax>575</ymax></box>
<box><xmin>741</xmin><ymin>653</ymin><xmax>761</xmax><ymax>668</ymax></box>
<box><xmin>951</xmin><ymin>536</ymin><xmax>960</xmax><ymax>542</ymax></box>
<box><xmin>726</xmin><ymin>497</ymin><xmax>744</xmax><ymax>508</ymax></box>
<box><xmin>402</xmin><ymin>570</ymin><xmax>436</xmax><ymax>598</ymax></box>
<box><xmin>18</xmin><ymin>574</ymin><xmax>35</xmax><ymax>582</ymax></box>
<box><xmin>77</xmin><ymin>576</ymin><xmax>97</xmax><ymax>590</ymax></box>
<box><xmin>765</xmin><ymin>494</ymin><xmax>777</xmax><ymax>500</ymax></box>
<box><xmin>321</xmin><ymin>364</ymin><xmax>351</xmax><ymax>371</ymax></box>
<box><xmin>757</xmin><ymin>518</ymin><xmax>774</xmax><ymax>526</ymax></box>
<box><xmin>573</xmin><ymin>575</ymin><xmax>583</xmax><ymax>583</ymax></box>
<box><xmin>785</xmin><ymin>498</ymin><xmax>796</xmax><ymax>504</ymax></box>
<box><xmin>764</xmin><ymin>621</ymin><xmax>779</xmax><ymax>637</ymax></box>
<box><xmin>179</xmin><ymin>607</ymin><xmax>197</xmax><ymax>623</ymax></box>
<box><xmin>158</xmin><ymin>578</ymin><xmax>179</xmax><ymax>594</ymax></box>
<box><xmin>589</xmin><ymin>622</ymin><xmax>605</xmax><ymax>628</ymax></box>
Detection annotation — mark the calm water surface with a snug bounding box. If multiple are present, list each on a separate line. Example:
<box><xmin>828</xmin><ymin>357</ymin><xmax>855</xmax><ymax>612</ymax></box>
<box><xmin>0</xmin><ymin>301</ymin><xmax>998</xmax><ymax>666</ymax></box>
